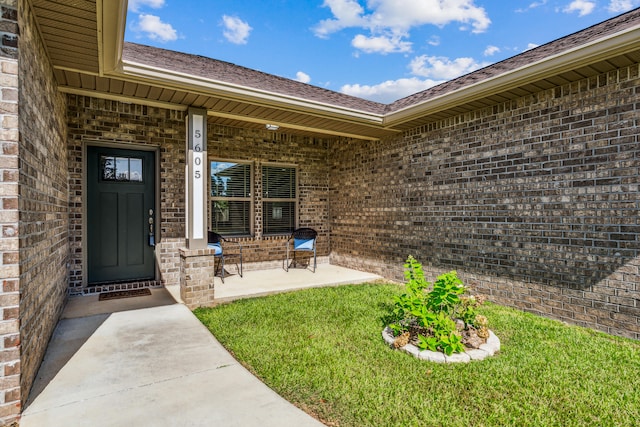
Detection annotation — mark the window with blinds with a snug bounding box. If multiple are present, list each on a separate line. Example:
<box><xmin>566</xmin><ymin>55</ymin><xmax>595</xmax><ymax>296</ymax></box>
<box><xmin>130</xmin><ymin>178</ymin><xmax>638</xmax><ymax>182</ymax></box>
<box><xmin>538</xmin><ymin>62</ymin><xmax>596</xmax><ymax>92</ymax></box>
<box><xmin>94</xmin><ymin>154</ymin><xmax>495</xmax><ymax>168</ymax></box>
<box><xmin>210</xmin><ymin>161</ymin><xmax>252</xmax><ymax>236</ymax></box>
<box><xmin>262</xmin><ymin>165</ymin><xmax>296</xmax><ymax>235</ymax></box>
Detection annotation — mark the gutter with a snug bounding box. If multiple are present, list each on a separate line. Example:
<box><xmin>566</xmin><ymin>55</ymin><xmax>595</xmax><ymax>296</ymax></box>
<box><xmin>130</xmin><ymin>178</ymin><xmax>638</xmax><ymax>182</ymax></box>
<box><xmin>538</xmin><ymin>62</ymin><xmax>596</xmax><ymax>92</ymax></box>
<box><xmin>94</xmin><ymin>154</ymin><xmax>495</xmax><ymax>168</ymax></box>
<box><xmin>384</xmin><ymin>24</ymin><xmax>640</xmax><ymax>127</ymax></box>
<box><xmin>117</xmin><ymin>61</ymin><xmax>387</xmax><ymax>127</ymax></box>
<box><xmin>97</xmin><ymin>0</ymin><xmax>128</xmax><ymax>76</ymax></box>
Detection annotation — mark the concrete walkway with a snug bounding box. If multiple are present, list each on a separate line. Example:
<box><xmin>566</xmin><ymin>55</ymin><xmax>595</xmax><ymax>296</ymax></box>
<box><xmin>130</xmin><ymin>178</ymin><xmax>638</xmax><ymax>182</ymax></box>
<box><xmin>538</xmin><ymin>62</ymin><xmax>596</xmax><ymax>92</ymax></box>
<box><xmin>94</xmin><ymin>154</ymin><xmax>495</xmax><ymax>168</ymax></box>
<box><xmin>21</xmin><ymin>264</ymin><xmax>380</xmax><ymax>426</ymax></box>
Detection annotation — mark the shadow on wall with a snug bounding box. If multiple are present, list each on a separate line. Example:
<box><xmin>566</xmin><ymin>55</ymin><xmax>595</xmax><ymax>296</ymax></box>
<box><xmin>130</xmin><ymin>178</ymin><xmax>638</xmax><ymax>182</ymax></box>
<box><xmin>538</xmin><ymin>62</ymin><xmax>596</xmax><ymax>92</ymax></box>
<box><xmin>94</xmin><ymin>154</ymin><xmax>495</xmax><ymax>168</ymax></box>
<box><xmin>412</xmin><ymin>229</ymin><xmax>638</xmax><ymax>292</ymax></box>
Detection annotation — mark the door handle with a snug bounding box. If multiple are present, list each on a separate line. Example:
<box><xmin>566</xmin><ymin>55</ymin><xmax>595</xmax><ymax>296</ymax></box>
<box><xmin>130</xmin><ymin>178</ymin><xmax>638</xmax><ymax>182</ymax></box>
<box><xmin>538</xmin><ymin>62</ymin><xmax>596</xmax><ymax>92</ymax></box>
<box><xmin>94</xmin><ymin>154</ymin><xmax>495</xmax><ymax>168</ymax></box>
<box><xmin>148</xmin><ymin>209</ymin><xmax>155</xmax><ymax>247</ymax></box>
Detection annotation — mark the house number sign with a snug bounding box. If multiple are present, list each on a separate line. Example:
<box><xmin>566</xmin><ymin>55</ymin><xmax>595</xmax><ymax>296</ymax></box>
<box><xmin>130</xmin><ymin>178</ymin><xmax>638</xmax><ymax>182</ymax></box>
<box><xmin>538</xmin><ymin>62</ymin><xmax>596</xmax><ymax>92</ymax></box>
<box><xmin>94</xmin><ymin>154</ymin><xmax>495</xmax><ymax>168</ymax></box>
<box><xmin>187</xmin><ymin>108</ymin><xmax>207</xmax><ymax>247</ymax></box>
<box><xmin>192</xmin><ymin>115</ymin><xmax>204</xmax><ymax>239</ymax></box>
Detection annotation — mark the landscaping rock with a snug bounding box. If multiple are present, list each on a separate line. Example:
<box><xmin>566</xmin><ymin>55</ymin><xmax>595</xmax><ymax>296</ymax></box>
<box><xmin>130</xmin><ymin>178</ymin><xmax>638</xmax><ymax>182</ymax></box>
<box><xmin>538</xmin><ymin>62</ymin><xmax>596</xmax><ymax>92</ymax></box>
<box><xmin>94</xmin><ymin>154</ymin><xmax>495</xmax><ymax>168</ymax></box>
<box><xmin>479</xmin><ymin>331</ymin><xmax>500</xmax><ymax>356</ymax></box>
<box><xmin>444</xmin><ymin>352</ymin><xmax>471</xmax><ymax>363</ymax></box>
<box><xmin>382</xmin><ymin>326</ymin><xmax>500</xmax><ymax>363</ymax></box>
<box><xmin>418</xmin><ymin>350</ymin><xmax>446</xmax><ymax>363</ymax></box>
<box><xmin>466</xmin><ymin>349</ymin><xmax>489</xmax><ymax>361</ymax></box>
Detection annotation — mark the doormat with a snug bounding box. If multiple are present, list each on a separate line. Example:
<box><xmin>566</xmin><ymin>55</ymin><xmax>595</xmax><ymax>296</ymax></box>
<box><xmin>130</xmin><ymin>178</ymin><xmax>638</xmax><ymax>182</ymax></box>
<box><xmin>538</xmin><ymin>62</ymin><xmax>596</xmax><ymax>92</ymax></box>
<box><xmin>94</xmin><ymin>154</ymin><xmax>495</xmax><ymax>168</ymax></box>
<box><xmin>99</xmin><ymin>288</ymin><xmax>152</xmax><ymax>301</ymax></box>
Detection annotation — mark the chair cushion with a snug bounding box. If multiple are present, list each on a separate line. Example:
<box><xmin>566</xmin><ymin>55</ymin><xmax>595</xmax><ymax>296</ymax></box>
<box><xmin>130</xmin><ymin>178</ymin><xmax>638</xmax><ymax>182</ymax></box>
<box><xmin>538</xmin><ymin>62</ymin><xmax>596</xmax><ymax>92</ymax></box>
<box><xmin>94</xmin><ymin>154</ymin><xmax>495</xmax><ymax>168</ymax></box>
<box><xmin>207</xmin><ymin>243</ymin><xmax>223</xmax><ymax>255</ymax></box>
<box><xmin>294</xmin><ymin>238</ymin><xmax>315</xmax><ymax>250</ymax></box>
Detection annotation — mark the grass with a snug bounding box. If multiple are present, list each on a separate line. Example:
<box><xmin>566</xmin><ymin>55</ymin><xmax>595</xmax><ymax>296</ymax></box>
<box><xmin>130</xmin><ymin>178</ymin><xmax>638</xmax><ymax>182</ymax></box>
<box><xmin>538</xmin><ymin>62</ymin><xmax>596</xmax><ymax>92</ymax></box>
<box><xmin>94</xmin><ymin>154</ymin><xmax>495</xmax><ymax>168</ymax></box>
<box><xmin>194</xmin><ymin>283</ymin><xmax>640</xmax><ymax>427</ymax></box>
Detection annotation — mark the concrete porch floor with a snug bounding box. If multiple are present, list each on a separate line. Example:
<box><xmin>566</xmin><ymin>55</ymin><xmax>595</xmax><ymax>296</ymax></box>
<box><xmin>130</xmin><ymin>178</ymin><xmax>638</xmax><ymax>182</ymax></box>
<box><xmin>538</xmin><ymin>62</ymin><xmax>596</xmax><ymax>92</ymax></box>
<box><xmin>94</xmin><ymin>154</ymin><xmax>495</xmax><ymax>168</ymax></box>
<box><xmin>207</xmin><ymin>262</ymin><xmax>382</xmax><ymax>303</ymax></box>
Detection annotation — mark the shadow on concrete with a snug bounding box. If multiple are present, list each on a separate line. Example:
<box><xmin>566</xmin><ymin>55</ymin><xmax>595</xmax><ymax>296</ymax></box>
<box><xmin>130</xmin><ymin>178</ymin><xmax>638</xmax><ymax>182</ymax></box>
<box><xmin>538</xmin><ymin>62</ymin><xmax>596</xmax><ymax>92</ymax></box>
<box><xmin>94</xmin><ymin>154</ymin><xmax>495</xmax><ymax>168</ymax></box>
<box><xmin>26</xmin><ymin>287</ymin><xmax>178</xmax><ymax>408</ymax></box>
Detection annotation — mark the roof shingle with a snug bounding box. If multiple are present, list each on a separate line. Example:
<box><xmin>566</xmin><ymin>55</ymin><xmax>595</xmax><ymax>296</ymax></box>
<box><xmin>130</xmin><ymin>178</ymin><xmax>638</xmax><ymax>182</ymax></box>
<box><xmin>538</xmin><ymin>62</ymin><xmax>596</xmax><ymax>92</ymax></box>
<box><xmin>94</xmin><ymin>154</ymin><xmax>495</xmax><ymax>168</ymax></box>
<box><xmin>122</xmin><ymin>7</ymin><xmax>640</xmax><ymax>115</ymax></box>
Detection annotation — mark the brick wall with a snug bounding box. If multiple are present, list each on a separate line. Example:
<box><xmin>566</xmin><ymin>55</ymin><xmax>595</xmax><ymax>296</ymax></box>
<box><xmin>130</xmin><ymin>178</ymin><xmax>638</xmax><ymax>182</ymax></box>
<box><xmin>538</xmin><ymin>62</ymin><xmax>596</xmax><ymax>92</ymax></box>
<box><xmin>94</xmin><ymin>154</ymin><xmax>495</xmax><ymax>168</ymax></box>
<box><xmin>0</xmin><ymin>1</ymin><xmax>18</xmax><ymax>423</ymax></box>
<box><xmin>330</xmin><ymin>65</ymin><xmax>640</xmax><ymax>339</ymax></box>
<box><xmin>67</xmin><ymin>99</ymin><xmax>331</xmax><ymax>289</ymax></box>
<box><xmin>180</xmin><ymin>248</ymin><xmax>216</xmax><ymax>308</ymax></box>
<box><xmin>13</xmin><ymin>0</ymin><xmax>69</xmax><ymax>423</ymax></box>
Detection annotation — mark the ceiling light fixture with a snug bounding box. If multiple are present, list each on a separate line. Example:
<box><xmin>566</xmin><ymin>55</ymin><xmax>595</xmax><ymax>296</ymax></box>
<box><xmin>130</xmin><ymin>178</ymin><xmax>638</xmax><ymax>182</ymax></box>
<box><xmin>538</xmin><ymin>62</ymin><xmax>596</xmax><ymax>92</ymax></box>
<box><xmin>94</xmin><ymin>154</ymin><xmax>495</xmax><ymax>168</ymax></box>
<box><xmin>265</xmin><ymin>124</ymin><xmax>280</xmax><ymax>131</ymax></box>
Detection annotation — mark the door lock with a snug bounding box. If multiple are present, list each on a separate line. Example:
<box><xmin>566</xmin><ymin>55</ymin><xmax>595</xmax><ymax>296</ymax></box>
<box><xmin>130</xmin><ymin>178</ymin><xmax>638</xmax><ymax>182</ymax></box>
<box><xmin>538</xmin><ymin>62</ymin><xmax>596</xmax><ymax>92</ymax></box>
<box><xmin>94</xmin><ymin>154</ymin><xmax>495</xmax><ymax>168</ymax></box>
<box><xmin>148</xmin><ymin>209</ymin><xmax>155</xmax><ymax>247</ymax></box>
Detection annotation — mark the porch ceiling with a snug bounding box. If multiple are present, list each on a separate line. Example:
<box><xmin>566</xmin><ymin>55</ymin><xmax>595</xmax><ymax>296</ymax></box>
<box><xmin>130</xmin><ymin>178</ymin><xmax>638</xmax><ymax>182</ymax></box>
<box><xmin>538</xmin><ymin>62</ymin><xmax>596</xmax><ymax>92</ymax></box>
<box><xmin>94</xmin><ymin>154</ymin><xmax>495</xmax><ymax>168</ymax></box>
<box><xmin>30</xmin><ymin>0</ymin><xmax>128</xmax><ymax>77</ymax></box>
<box><xmin>31</xmin><ymin>0</ymin><xmax>101</xmax><ymax>74</ymax></box>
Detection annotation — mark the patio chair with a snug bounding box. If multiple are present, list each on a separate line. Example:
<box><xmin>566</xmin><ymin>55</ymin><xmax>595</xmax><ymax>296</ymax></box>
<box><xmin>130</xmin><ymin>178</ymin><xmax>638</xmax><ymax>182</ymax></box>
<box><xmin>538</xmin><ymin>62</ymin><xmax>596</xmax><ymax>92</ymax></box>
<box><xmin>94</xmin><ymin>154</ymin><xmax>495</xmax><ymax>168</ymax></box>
<box><xmin>208</xmin><ymin>231</ymin><xmax>243</xmax><ymax>283</ymax></box>
<box><xmin>284</xmin><ymin>227</ymin><xmax>317</xmax><ymax>273</ymax></box>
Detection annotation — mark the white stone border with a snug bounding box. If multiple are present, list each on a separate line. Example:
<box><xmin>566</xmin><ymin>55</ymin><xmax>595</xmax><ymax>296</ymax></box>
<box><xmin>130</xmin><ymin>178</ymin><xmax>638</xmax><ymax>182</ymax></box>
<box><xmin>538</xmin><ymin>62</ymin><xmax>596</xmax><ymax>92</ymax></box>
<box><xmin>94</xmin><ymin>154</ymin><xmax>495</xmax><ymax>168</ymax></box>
<box><xmin>382</xmin><ymin>327</ymin><xmax>500</xmax><ymax>363</ymax></box>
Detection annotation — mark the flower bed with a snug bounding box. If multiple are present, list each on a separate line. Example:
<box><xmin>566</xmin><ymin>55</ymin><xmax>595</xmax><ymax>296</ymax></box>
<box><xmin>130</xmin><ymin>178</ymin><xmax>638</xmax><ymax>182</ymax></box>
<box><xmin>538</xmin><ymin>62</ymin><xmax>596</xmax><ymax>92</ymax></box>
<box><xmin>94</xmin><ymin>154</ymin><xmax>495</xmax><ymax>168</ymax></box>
<box><xmin>383</xmin><ymin>256</ymin><xmax>500</xmax><ymax>359</ymax></box>
<box><xmin>382</xmin><ymin>326</ymin><xmax>500</xmax><ymax>363</ymax></box>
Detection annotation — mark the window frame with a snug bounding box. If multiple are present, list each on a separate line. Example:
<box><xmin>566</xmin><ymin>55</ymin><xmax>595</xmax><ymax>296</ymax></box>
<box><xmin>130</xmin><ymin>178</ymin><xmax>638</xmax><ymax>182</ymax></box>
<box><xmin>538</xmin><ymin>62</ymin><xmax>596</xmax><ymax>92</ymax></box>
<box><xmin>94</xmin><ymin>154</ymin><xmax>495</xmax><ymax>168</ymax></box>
<box><xmin>99</xmin><ymin>154</ymin><xmax>145</xmax><ymax>183</ymax></box>
<box><xmin>261</xmin><ymin>162</ymin><xmax>298</xmax><ymax>236</ymax></box>
<box><xmin>209</xmin><ymin>159</ymin><xmax>254</xmax><ymax>237</ymax></box>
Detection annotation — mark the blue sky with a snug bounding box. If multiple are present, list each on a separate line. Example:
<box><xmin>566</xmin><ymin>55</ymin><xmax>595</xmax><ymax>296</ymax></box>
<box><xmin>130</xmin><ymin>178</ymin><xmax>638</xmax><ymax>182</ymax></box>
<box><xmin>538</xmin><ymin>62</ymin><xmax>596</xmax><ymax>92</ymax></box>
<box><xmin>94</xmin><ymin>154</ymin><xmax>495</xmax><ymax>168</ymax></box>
<box><xmin>125</xmin><ymin>0</ymin><xmax>640</xmax><ymax>103</ymax></box>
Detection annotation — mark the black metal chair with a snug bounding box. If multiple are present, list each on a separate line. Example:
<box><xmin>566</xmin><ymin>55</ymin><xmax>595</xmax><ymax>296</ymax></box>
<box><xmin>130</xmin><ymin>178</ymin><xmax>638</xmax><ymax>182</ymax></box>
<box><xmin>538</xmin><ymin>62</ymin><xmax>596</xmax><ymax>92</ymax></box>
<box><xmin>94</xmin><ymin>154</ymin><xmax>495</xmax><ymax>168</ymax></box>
<box><xmin>208</xmin><ymin>231</ymin><xmax>243</xmax><ymax>283</ymax></box>
<box><xmin>284</xmin><ymin>228</ymin><xmax>317</xmax><ymax>273</ymax></box>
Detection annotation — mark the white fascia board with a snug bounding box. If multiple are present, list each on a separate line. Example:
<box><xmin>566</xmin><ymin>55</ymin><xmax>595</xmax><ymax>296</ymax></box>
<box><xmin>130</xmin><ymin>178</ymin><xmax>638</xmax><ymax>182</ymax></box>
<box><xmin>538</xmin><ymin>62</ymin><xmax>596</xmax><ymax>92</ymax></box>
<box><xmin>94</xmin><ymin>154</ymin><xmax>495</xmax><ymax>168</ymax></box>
<box><xmin>384</xmin><ymin>24</ymin><xmax>640</xmax><ymax>127</ymax></box>
<box><xmin>118</xmin><ymin>61</ymin><xmax>385</xmax><ymax>125</ymax></box>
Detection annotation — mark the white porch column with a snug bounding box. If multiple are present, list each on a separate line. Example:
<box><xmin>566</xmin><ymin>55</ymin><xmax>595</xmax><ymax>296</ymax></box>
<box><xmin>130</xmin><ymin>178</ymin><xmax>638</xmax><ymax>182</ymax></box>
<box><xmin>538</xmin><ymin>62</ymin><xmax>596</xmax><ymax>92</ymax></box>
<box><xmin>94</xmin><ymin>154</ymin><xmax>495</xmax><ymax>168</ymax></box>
<box><xmin>185</xmin><ymin>108</ymin><xmax>208</xmax><ymax>249</ymax></box>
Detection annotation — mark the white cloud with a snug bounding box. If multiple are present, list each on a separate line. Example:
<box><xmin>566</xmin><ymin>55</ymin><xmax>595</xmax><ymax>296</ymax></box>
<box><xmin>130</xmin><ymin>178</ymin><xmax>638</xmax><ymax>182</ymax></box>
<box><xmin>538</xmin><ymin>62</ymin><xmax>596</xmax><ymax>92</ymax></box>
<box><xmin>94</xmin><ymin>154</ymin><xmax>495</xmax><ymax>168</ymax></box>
<box><xmin>526</xmin><ymin>43</ymin><xmax>539</xmax><ymax>50</ymax></box>
<box><xmin>340</xmin><ymin>51</ymin><xmax>492</xmax><ymax>103</ymax></box>
<box><xmin>222</xmin><ymin>15</ymin><xmax>252</xmax><ymax>45</ymax></box>
<box><xmin>409</xmin><ymin>55</ymin><xmax>488</xmax><ymax>80</ymax></box>
<box><xmin>295</xmin><ymin>71</ymin><xmax>311</xmax><ymax>83</ymax></box>
<box><xmin>351</xmin><ymin>33</ymin><xmax>412</xmax><ymax>54</ymax></box>
<box><xmin>427</xmin><ymin>36</ymin><xmax>440</xmax><ymax>46</ymax></box>
<box><xmin>340</xmin><ymin>77</ymin><xmax>443</xmax><ymax>103</ymax></box>
<box><xmin>136</xmin><ymin>14</ymin><xmax>177</xmax><ymax>42</ymax></box>
<box><xmin>368</xmin><ymin>0</ymin><xmax>490</xmax><ymax>33</ymax></box>
<box><xmin>484</xmin><ymin>45</ymin><xmax>500</xmax><ymax>56</ymax></box>
<box><xmin>313</xmin><ymin>0</ymin><xmax>367</xmax><ymax>38</ymax></box>
<box><xmin>128</xmin><ymin>0</ymin><xmax>165</xmax><ymax>12</ymax></box>
<box><xmin>562</xmin><ymin>0</ymin><xmax>596</xmax><ymax>16</ymax></box>
<box><xmin>516</xmin><ymin>1</ymin><xmax>548</xmax><ymax>12</ymax></box>
<box><xmin>607</xmin><ymin>0</ymin><xmax>640</xmax><ymax>12</ymax></box>
<box><xmin>313</xmin><ymin>0</ymin><xmax>491</xmax><ymax>55</ymax></box>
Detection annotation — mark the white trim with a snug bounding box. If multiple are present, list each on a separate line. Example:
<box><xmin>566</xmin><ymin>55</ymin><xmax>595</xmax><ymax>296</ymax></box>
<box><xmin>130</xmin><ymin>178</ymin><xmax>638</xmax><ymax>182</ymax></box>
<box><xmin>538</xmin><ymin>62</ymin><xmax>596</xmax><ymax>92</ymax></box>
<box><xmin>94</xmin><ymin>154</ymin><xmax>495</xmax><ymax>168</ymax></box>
<box><xmin>59</xmin><ymin>86</ymin><xmax>189</xmax><ymax>111</ymax></box>
<box><xmin>98</xmin><ymin>0</ymin><xmax>128</xmax><ymax>75</ymax></box>
<box><xmin>119</xmin><ymin>61</ymin><xmax>385</xmax><ymax>124</ymax></box>
<box><xmin>384</xmin><ymin>24</ymin><xmax>640</xmax><ymax>126</ymax></box>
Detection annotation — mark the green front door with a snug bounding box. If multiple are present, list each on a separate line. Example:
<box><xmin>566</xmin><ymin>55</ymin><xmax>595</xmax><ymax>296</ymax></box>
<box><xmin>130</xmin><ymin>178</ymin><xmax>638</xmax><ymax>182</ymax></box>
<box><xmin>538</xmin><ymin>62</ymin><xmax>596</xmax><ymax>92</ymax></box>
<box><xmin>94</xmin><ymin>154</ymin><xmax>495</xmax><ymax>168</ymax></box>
<box><xmin>87</xmin><ymin>146</ymin><xmax>156</xmax><ymax>284</ymax></box>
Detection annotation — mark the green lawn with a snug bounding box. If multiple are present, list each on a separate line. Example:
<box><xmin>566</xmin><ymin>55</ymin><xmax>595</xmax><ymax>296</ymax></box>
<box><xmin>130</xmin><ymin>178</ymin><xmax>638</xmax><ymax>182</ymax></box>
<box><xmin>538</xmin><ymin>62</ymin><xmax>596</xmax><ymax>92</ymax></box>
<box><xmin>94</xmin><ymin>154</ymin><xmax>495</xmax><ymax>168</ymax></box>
<box><xmin>194</xmin><ymin>283</ymin><xmax>640</xmax><ymax>427</ymax></box>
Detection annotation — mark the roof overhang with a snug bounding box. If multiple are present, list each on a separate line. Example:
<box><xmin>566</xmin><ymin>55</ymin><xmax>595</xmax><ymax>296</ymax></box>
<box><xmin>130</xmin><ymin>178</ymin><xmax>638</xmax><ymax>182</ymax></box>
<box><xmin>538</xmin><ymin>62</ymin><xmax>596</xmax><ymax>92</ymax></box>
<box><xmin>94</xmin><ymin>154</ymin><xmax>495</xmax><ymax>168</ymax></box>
<box><xmin>31</xmin><ymin>2</ymin><xmax>640</xmax><ymax>141</ymax></box>
<box><xmin>119</xmin><ymin>59</ymin><xmax>386</xmax><ymax>123</ymax></box>
<box><xmin>384</xmin><ymin>23</ymin><xmax>640</xmax><ymax>128</ymax></box>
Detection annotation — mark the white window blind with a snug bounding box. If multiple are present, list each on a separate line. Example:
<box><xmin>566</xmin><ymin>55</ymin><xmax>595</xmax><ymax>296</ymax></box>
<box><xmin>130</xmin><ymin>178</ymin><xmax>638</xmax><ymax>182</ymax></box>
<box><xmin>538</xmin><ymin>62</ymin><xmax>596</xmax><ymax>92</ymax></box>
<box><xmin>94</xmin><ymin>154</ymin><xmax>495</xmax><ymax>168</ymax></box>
<box><xmin>262</xmin><ymin>165</ymin><xmax>296</xmax><ymax>234</ymax></box>
<box><xmin>210</xmin><ymin>161</ymin><xmax>252</xmax><ymax>236</ymax></box>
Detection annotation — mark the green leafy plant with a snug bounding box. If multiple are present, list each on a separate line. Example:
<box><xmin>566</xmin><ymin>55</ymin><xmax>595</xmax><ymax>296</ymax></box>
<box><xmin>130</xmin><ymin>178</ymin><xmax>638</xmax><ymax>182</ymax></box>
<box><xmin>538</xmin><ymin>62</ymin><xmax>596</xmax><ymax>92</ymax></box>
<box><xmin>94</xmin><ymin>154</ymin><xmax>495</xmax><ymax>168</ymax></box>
<box><xmin>388</xmin><ymin>256</ymin><xmax>487</xmax><ymax>355</ymax></box>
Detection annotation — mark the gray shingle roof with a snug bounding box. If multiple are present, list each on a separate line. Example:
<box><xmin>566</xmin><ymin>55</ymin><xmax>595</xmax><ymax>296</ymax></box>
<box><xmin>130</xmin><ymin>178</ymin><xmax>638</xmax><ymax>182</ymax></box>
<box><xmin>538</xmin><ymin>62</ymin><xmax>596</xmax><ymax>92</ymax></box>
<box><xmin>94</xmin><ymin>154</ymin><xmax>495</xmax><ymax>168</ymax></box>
<box><xmin>123</xmin><ymin>43</ymin><xmax>388</xmax><ymax>115</ymax></box>
<box><xmin>386</xmin><ymin>7</ymin><xmax>640</xmax><ymax>113</ymax></box>
<box><xmin>122</xmin><ymin>7</ymin><xmax>640</xmax><ymax>115</ymax></box>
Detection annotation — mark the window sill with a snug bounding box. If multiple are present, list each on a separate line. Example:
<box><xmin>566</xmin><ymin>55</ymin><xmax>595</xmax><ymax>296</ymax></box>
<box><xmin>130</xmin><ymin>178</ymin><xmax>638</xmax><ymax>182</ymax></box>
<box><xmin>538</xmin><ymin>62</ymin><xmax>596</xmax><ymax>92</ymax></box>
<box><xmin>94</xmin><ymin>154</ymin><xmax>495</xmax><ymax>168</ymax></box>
<box><xmin>262</xmin><ymin>234</ymin><xmax>291</xmax><ymax>240</ymax></box>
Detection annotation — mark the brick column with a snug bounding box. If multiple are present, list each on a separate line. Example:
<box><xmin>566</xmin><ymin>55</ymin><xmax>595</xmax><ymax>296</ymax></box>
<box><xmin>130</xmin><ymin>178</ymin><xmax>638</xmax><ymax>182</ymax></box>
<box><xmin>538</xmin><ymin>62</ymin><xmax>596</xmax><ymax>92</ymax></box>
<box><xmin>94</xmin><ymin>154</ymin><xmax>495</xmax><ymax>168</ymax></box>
<box><xmin>179</xmin><ymin>248</ymin><xmax>217</xmax><ymax>309</ymax></box>
<box><xmin>0</xmin><ymin>1</ymin><xmax>20</xmax><ymax>424</ymax></box>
